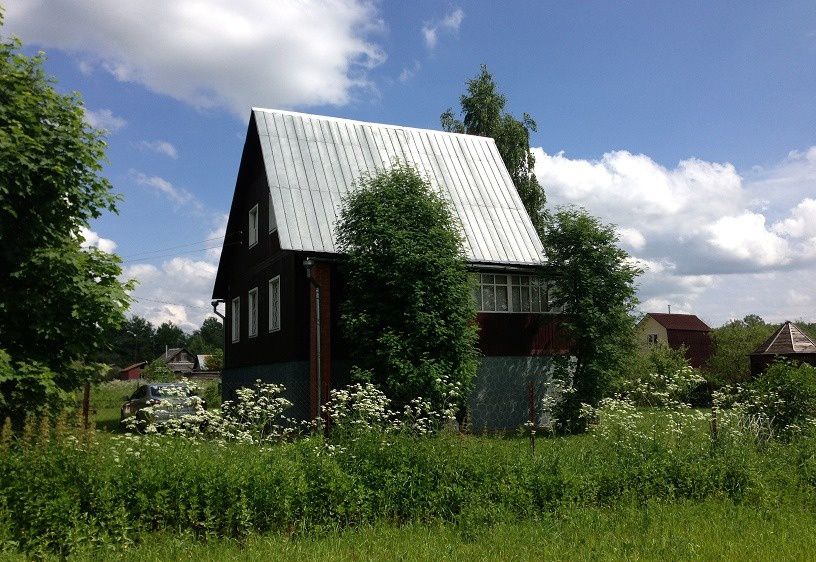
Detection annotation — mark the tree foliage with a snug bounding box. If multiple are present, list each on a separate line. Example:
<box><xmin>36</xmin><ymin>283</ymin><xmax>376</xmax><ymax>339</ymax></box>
<box><xmin>441</xmin><ymin>64</ymin><xmax>546</xmax><ymax>233</ymax></box>
<box><xmin>541</xmin><ymin>207</ymin><xmax>641</xmax><ymax>431</ymax></box>
<box><xmin>337</xmin><ymin>163</ymin><xmax>478</xmax><ymax>411</ymax></box>
<box><xmin>0</xmin><ymin>16</ymin><xmax>131</xmax><ymax>413</ymax></box>
<box><xmin>705</xmin><ymin>316</ymin><xmax>775</xmax><ymax>384</ymax></box>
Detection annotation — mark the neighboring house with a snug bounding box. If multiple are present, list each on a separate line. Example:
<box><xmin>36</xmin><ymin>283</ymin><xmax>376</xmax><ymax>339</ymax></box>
<box><xmin>119</xmin><ymin>361</ymin><xmax>147</xmax><ymax>381</ymax></box>
<box><xmin>750</xmin><ymin>321</ymin><xmax>816</xmax><ymax>376</ymax></box>
<box><xmin>212</xmin><ymin>108</ymin><xmax>570</xmax><ymax>430</ymax></box>
<box><xmin>161</xmin><ymin>347</ymin><xmax>196</xmax><ymax>374</ymax></box>
<box><xmin>637</xmin><ymin>313</ymin><xmax>712</xmax><ymax>368</ymax></box>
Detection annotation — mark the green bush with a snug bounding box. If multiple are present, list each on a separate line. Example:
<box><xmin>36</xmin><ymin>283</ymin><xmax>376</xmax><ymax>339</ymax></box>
<box><xmin>748</xmin><ymin>361</ymin><xmax>816</xmax><ymax>438</ymax></box>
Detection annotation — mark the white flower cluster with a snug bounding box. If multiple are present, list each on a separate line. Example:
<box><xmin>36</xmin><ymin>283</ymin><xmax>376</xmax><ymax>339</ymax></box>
<box><xmin>621</xmin><ymin>365</ymin><xmax>706</xmax><ymax>409</ymax></box>
<box><xmin>712</xmin><ymin>385</ymin><xmax>816</xmax><ymax>442</ymax></box>
<box><xmin>123</xmin><ymin>379</ymin><xmax>306</xmax><ymax>446</ymax></box>
<box><xmin>323</xmin><ymin>376</ymin><xmax>461</xmax><ymax>437</ymax></box>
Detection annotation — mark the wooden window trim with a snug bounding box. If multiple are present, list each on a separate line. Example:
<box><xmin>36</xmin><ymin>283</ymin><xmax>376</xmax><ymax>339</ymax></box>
<box><xmin>248</xmin><ymin>287</ymin><xmax>259</xmax><ymax>338</ymax></box>
<box><xmin>248</xmin><ymin>204</ymin><xmax>259</xmax><ymax>248</ymax></box>
<box><xmin>269</xmin><ymin>276</ymin><xmax>281</xmax><ymax>333</ymax></box>
<box><xmin>231</xmin><ymin>296</ymin><xmax>240</xmax><ymax>343</ymax></box>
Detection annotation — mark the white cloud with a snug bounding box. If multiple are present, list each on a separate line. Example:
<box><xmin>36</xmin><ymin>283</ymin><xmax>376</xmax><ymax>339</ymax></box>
<box><xmin>706</xmin><ymin>212</ymin><xmax>790</xmax><ymax>267</ymax></box>
<box><xmin>5</xmin><ymin>0</ymin><xmax>387</xmax><ymax>117</ymax></box>
<box><xmin>130</xmin><ymin>170</ymin><xmax>196</xmax><ymax>206</ymax></box>
<box><xmin>124</xmin><ymin>257</ymin><xmax>218</xmax><ymax>331</ymax></box>
<box><xmin>422</xmin><ymin>7</ymin><xmax>464</xmax><ymax>49</ymax></box>
<box><xmin>398</xmin><ymin>60</ymin><xmax>421</xmax><ymax>83</ymax></box>
<box><xmin>79</xmin><ymin>226</ymin><xmax>117</xmax><ymax>253</ymax></box>
<box><xmin>137</xmin><ymin>140</ymin><xmax>179</xmax><ymax>159</ymax></box>
<box><xmin>617</xmin><ymin>227</ymin><xmax>646</xmax><ymax>251</ymax></box>
<box><xmin>83</xmin><ymin>108</ymin><xmax>127</xmax><ymax>132</ymax></box>
<box><xmin>534</xmin><ymin>146</ymin><xmax>816</xmax><ymax>324</ymax></box>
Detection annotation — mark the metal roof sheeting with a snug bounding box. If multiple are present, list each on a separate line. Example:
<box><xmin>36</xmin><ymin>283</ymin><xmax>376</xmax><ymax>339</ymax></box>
<box><xmin>253</xmin><ymin>108</ymin><xmax>545</xmax><ymax>265</ymax></box>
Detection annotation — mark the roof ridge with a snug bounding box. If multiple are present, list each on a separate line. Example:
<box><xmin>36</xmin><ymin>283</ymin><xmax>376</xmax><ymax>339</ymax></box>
<box><xmin>252</xmin><ymin>107</ymin><xmax>495</xmax><ymax>142</ymax></box>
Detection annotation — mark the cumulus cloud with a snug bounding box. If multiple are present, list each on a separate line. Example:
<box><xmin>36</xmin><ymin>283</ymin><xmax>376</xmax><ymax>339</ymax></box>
<box><xmin>534</xmin><ymin>146</ymin><xmax>816</xmax><ymax>324</ymax></box>
<box><xmin>83</xmin><ymin>108</ymin><xmax>126</xmax><ymax>132</ymax></box>
<box><xmin>5</xmin><ymin>0</ymin><xmax>387</xmax><ymax>117</ymax></box>
<box><xmin>124</xmin><ymin>257</ymin><xmax>217</xmax><ymax>331</ymax></box>
<box><xmin>422</xmin><ymin>8</ymin><xmax>464</xmax><ymax>49</ymax></box>
<box><xmin>121</xmin><ymin>212</ymin><xmax>230</xmax><ymax>329</ymax></box>
<box><xmin>137</xmin><ymin>140</ymin><xmax>179</xmax><ymax>159</ymax></box>
<box><xmin>79</xmin><ymin>226</ymin><xmax>117</xmax><ymax>253</ymax></box>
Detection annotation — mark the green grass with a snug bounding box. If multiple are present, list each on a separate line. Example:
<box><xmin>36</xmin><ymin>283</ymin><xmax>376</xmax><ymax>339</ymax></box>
<box><xmin>4</xmin><ymin>499</ymin><xmax>814</xmax><ymax>561</ymax></box>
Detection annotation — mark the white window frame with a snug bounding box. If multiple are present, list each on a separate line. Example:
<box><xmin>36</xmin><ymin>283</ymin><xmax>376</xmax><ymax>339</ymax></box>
<box><xmin>268</xmin><ymin>276</ymin><xmax>281</xmax><ymax>333</ymax></box>
<box><xmin>248</xmin><ymin>287</ymin><xmax>259</xmax><ymax>338</ymax></box>
<box><xmin>269</xmin><ymin>196</ymin><xmax>277</xmax><ymax>234</ymax></box>
<box><xmin>231</xmin><ymin>297</ymin><xmax>240</xmax><ymax>343</ymax></box>
<box><xmin>473</xmin><ymin>273</ymin><xmax>554</xmax><ymax>314</ymax></box>
<box><xmin>248</xmin><ymin>204</ymin><xmax>259</xmax><ymax>248</ymax></box>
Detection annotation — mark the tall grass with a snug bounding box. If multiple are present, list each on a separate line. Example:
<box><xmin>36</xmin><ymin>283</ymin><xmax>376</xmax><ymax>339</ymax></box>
<box><xmin>1</xmin><ymin>413</ymin><xmax>814</xmax><ymax>558</ymax></box>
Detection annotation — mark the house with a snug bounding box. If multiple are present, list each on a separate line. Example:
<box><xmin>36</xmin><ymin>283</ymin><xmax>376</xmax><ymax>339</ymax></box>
<box><xmin>160</xmin><ymin>347</ymin><xmax>196</xmax><ymax>374</ymax></box>
<box><xmin>638</xmin><ymin>313</ymin><xmax>712</xmax><ymax>368</ymax></box>
<box><xmin>212</xmin><ymin>108</ymin><xmax>570</xmax><ymax>430</ymax></box>
<box><xmin>749</xmin><ymin>321</ymin><xmax>816</xmax><ymax>376</ymax></box>
<box><xmin>119</xmin><ymin>361</ymin><xmax>147</xmax><ymax>381</ymax></box>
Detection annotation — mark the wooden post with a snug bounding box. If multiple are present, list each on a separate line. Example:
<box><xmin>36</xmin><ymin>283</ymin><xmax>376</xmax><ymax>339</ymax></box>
<box><xmin>82</xmin><ymin>382</ymin><xmax>91</xmax><ymax>430</ymax></box>
<box><xmin>528</xmin><ymin>381</ymin><xmax>536</xmax><ymax>454</ymax></box>
<box><xmin>708</xmin><ymin>381</ymin><xmax>718</xmax><ymax>441</ymax></box>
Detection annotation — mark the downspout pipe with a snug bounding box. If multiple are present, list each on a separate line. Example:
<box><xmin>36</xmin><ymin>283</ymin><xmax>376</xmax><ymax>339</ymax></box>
<box><xmin>210</xmin><ymin>299</ymin><xmax>225</xmax><ymax>320</ymax></box>
<box><xmin>303</xmin><ymin>257</ymin><xmax>323</xmax><ymax>434</ymax></box>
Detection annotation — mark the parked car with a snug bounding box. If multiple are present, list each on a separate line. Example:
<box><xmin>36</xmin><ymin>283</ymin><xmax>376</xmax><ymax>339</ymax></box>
<box><xmin>120</xmin><ymin>383</ymin><xmax>203</xmax><ymax>427</ymax></box>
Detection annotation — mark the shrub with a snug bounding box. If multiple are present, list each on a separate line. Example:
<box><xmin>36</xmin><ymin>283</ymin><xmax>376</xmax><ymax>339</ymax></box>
<box><xmin>747</xmin><ymin>361</ymin><xmax>816</xmax><ymax>439</ymax></box>
<box><xmin>336</xmin><ymin>163</ymin><xmax>478</xmax><ymax>413</ymax></box>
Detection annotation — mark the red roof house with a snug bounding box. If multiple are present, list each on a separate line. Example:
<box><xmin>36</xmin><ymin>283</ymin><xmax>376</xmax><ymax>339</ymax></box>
<box><xmin>638</xmin><ymin>313</ymin><xmax>712</xmax><ymax>368</ymax></box>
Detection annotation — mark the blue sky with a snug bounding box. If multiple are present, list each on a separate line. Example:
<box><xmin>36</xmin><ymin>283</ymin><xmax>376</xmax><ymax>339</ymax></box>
<box><xmin>4</xmin><ymin>1</ymin><xmax>816</xmax><ymax>329</ymax></box>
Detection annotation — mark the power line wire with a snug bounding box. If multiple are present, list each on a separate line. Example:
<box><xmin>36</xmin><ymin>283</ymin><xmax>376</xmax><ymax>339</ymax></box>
<box><xmin>122</xmin><ymin>234</ymin><xmax>228</xmax><ymax>260</ymax></box>
<box><xmin>132</xmin><ymin>296</ymin><xmax>213</xmax><ymax>312</ymax></box>
<box><xmin>121</xmin><ymin>241</ymin><xmax>241</xmax><ymax>264</ymax></box>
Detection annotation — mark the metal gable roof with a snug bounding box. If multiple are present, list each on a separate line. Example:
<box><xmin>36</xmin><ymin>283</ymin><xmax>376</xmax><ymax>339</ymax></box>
<box><xmin>253</xmin><ymin>108</ymin><xmax>545</xmax><ymax>265</ymax></box>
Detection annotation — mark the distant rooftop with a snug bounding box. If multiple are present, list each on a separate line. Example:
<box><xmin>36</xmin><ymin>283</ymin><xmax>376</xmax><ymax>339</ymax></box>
<box><xmin>752</xmin><ymin>321</ymin><xmax>816</xmax><ymax>355</ymax></box>
<box><xmin>647</xmin><ymin>313</ymin><xmax>711</xmax><ymax>332</ymax></box>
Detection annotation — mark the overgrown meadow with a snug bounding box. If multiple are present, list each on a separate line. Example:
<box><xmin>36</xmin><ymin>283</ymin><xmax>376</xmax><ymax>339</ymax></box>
<box><xmin>2</xmin><ymin>364</ymin><xmax>816</xmax><ymax>559</ymax></box>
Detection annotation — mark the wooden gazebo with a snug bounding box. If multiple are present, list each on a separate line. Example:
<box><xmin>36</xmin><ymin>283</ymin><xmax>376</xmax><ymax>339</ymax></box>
<box><xmin>749</xmin><ymin>321</ymin><xmax>816</xmax><ymax>376</ymax></box>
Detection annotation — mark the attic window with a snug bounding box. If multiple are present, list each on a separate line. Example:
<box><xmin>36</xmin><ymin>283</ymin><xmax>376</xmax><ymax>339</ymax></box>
<box><xmin>648</xmin><ymin>334</ymin><xmax>659</xmax><ymax>345</ymax></box>
<box><xmin>248</xmin><ymin>287</ymin><xmax>258</xmax><ymax>338</ymax></box>
<box><xmin>473</xmin><ymin>274</ymin><xmax>556</xmax><ymax>313</ymax></box>
<box><xmin>269</xmin><ymin>195</ymin><xmax>277</xmax><ymax>234</ymax></box>
<box><xmin>231</xmin><ymin>297</ymin><xmax>240</xmax><ymax>343</ymax></box>
<box><xmin>248</xmin><ymin>204</ymin><xmax>259</xmax><ymax>248</ymax></box>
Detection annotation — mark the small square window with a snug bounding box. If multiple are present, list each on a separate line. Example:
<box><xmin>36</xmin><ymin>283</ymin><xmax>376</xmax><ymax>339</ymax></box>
<box><xmin>648</xmin><ymin>334</ymin><xmax>659</xmax><ymax>345</ymax></box>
